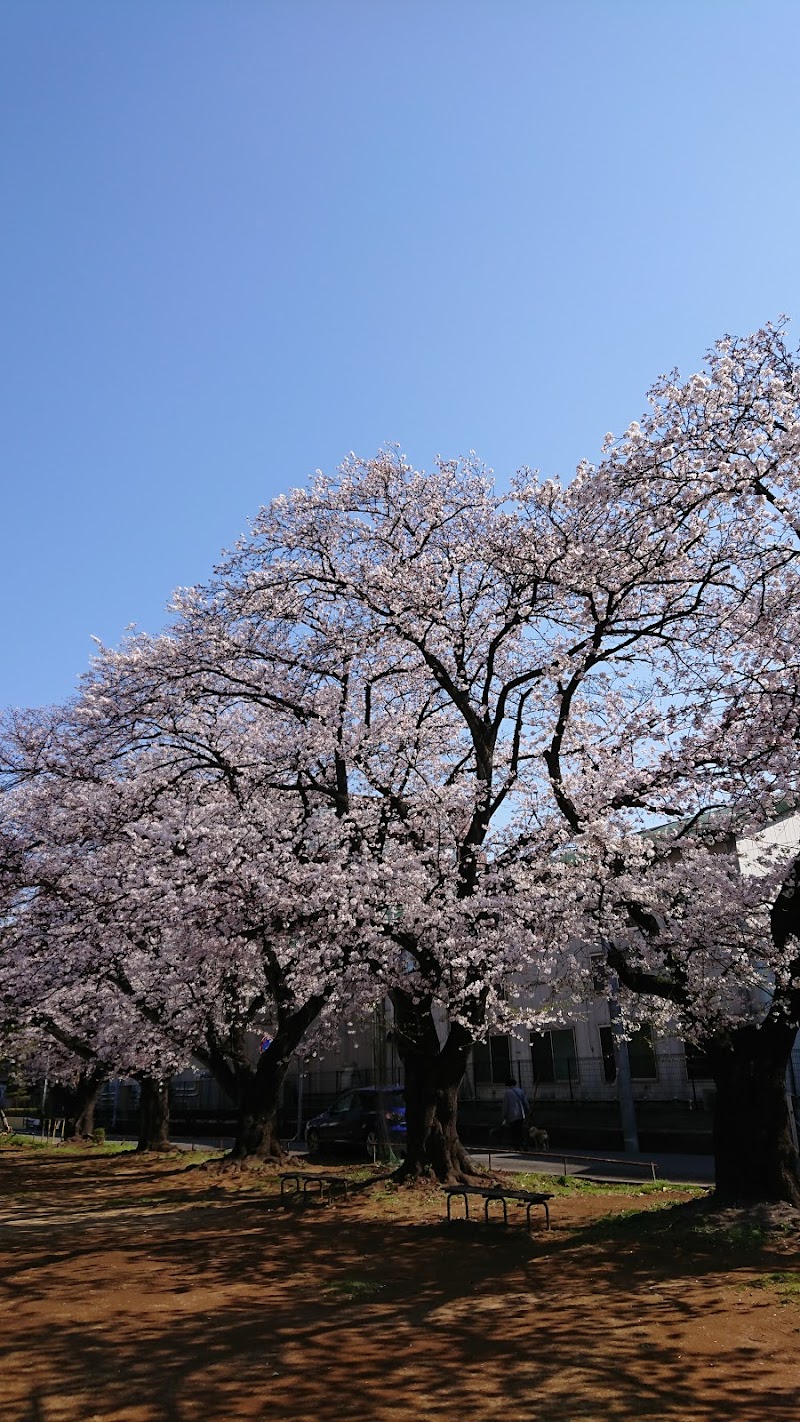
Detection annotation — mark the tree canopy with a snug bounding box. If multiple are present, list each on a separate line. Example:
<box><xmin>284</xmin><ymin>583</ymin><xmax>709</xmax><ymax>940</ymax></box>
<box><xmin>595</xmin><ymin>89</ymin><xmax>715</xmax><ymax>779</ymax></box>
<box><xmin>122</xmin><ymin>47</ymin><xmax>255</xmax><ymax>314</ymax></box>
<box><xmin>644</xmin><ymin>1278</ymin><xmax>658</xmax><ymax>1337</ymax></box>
<box><xmin>2</xmin><ymin>321</ymin><xmax>799</xmax><ymax>1197</ymax></box>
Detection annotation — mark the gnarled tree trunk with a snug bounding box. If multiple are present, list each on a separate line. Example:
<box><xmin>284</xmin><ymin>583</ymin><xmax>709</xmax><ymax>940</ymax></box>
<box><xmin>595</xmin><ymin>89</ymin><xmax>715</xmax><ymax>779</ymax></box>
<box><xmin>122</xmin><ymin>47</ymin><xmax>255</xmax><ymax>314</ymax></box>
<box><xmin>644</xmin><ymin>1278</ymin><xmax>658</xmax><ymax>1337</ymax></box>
<box><xmin>708</xmin><ymin>1018</ymin><xmax>800</xmax><ymax>1206</ymax></box>
<box><xmin>62</xmin><ymin>1067</ymin><xmax>107</xmax><ymax>1140</ymax></box>
<box><xmin>707</xmin><ymin>857</ymin><xmax>800</xmax><ymax>1205</ymax></box>
<box><xmin>390</xmin><ymin>990</ymin><xmax>479</xmax><ymax>1184</ymax></box>
<box><xmin>614</xmin><ymin>852</ymin><xmax>800</xmax><ymax>1208</ymax></box>
<box><xmin>136</xmin><ymin>1075</ymin><xmax>172</xmax><ymax>1152</ymax></box>
<box><xmin>201</xmin><ymin>994</ymin><xmax>325</xmax><ymax>1165</ymax></box>
<box><xmin>228</xmin><ymin>1042</ymin><xmax>293</xmax><ymax>1162</ymax></box>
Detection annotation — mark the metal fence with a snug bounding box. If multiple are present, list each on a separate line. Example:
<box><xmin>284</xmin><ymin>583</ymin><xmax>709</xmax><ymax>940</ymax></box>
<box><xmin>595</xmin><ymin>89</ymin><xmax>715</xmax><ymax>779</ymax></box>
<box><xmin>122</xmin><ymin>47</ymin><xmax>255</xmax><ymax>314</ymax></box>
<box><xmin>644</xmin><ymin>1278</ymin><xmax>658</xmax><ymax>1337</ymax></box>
<box><xmin>160</xmin><ymin>1052</ymin><xmax>715</xmax><ymax>1120</ymax></box>
<box><xmin>86</xmin><ymin>1041</ymin><xmax>800</xmax><ymax>1140</ymax></box>
<box><xmin>486</xmin><ymin>1053</ymin><xmax>715</xmax><ymax>1107</ymax></box>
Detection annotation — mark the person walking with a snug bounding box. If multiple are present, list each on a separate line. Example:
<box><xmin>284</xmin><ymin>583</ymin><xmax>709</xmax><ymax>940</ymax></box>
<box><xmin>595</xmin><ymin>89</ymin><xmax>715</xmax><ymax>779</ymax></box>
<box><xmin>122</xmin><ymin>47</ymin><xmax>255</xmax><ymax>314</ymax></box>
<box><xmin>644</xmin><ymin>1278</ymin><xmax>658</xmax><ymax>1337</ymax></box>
<box><xmin>0</xmin><ymin>1081</ymin><xmax>11</xmax><ymax>1134</ymax></box>
<box><xmin>500</xmin><ymin>1076</ymin><xmax>530</xmax><ymax>1150</ymax></box>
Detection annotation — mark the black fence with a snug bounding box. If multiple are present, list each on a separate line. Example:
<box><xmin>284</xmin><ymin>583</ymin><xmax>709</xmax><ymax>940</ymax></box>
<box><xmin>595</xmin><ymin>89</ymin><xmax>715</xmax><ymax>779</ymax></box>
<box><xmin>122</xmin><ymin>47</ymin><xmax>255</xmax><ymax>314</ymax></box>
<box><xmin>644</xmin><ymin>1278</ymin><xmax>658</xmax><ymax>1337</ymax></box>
<box><xmin>507</xmin><ymin>1052</ymin><xmax>715</xmax><ymax>1107</ymax></box>
<box><xmin>37</xmin><ymin>1039</ymin><xmax>800</xmax><ymax>1156</ymax></box>
<box><xmin>91</xmin><ymin>1051</ymin><xmax>714</xmax><ymax>1135</ymax></box>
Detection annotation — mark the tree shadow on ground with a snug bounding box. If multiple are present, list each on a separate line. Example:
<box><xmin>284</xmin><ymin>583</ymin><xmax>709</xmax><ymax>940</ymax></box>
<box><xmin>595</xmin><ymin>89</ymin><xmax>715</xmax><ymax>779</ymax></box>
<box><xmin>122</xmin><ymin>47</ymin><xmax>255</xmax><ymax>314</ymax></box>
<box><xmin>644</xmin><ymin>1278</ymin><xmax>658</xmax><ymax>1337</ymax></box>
<box><xmin>1</xmin><ymin>1148</ymin><xmax>797</xmax><ymax>1422</ymax></box>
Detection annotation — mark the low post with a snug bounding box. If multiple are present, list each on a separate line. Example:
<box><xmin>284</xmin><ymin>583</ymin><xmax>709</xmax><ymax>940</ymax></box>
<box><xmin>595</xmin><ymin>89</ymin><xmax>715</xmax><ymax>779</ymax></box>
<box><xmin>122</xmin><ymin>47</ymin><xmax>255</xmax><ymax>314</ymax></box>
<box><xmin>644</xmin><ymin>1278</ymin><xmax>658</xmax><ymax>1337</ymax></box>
<box><xmin>295</xmin><ymin>1057</ymin><xmax>305</xmax><ymax>1144</ymax></box>
<box><xmin>608</xmin><ymin>975</ymin><xmax>640</xmax><ymax>1154</ymax></box>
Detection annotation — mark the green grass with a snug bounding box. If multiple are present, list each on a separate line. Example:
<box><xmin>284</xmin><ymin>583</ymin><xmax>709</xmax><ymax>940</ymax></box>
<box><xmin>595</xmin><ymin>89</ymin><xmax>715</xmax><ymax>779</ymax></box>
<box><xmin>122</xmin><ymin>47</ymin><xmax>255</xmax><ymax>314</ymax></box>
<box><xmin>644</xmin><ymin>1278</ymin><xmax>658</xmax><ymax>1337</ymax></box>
<box><xmin>0</xmin><ymin>1133</ymin><xmax>134</xmax><ymax>1154</ymax></box>
<box><xmin>559</xmin><ymin>1192</ymin><xmax>800</xmax><ymax>1257</ymax></box>
<box><xmin>689</xmin><ymin>1219</ymin><xmax>772</xmax><ymax>1249</ymax></box>
<box><xmin>0</xmin><ymin>1133</ymin><xmax>229</xmax><ymax>1161</ymax></box>
<box><xmin>1</xmin><ymin>1133</ymin><xmax>132</xmax><ymax>1157</ymax></box>
<box><xmin>323</xmin><ymin>1277</ymin><xmax>387</xmax><ymax>1300</ymax></box>
<box><xmin>750</xmin><ymin>1270</ymin><xmax>800</xmax><ymax>1302</ymax></box>
<box><xmin>508</xmin><ymin>1168</ymin><xmax>700</xmax><ymax>1198</ymax></box>
<box><xmin>1</xmin><ymin>1133</ymin><xmax>52</xmax><ymax>1150</ymax></box>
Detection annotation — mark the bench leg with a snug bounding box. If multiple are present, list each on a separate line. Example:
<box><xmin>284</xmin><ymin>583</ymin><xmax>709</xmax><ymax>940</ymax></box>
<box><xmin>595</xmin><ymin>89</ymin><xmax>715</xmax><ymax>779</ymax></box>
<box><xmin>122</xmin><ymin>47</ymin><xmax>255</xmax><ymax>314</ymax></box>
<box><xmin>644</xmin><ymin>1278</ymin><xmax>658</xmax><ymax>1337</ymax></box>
<box><xmin>280</xmin><ymin>1178</ymin><xmax>300</xmax><ymax>1197</ymax></box>
<box><xmin>524</xmin><ymin>1201</ymin><xmax>551</xmax><ymax>1232</ymax></box>
<box><xmin>446</xmin><ymin>1191</ymin><xmax>469</xmax><ymax>1222</ymax></box>
<box><xmin>484</xmin><ymin>1196</ymin><xmax>508</xmax><ymax>1225</ymax></box>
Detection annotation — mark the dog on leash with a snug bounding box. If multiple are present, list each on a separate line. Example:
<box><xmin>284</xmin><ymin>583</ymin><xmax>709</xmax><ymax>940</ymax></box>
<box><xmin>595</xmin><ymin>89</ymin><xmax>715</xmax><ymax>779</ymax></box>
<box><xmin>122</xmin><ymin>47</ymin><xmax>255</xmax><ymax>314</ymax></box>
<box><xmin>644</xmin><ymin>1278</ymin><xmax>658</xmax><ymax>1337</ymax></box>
<box><xmin>527</xmin><ymin>1126</ymin><xmax>549</xmax><ymax>1151</ymax></box>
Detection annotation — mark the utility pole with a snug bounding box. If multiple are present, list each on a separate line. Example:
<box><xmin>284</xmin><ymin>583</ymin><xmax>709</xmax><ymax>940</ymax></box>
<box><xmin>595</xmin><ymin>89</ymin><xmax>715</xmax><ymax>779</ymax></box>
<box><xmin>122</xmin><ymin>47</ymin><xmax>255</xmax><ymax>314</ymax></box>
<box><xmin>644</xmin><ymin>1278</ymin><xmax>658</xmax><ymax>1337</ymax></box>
<box><xmin>608</xmin><ymin>977</ymin><xmax>639</xmax><ymax>1154</ymax></box>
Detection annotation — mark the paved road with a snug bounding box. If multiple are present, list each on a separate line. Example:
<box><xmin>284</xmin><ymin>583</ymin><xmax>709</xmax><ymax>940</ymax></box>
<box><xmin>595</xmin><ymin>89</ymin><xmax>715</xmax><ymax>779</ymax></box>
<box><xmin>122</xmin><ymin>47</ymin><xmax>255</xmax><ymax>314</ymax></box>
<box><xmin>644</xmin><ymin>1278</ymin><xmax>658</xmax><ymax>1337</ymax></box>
<box><xmin>467</xmin><ymin>1145</ymin><xmax>714</xmax><ymax>1187</ymax></box>
<box><xmin>175</xmin><ymin>1136</ymin><xmax>714</xmax><ymax>1187</ymax></box>
<box><xmin>274</xmin><ymin>1138</ymin><xmax>714</xmax><ymax>1188</ymax></box>
<box><xmin>11</xmin><ymin>1126</ymin><xmax>713</xmax><ymax>1187</ymax></box>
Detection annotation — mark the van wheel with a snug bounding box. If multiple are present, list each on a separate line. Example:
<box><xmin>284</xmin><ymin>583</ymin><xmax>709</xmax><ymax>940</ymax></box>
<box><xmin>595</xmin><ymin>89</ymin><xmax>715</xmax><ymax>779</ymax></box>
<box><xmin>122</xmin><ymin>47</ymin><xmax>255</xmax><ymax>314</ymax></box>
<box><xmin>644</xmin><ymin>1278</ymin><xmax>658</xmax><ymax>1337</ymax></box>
<box><xmin>306</xmin><ymin>1128</ymin><xmax>322</xmax><ymax>1156</ymax></box>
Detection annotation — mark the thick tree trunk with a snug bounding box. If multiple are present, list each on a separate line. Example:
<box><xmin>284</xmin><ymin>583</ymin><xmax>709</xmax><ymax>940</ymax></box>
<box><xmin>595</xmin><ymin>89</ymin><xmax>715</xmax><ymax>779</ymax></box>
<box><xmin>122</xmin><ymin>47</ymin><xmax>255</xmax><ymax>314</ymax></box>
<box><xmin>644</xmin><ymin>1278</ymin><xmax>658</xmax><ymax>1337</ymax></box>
<box><xmin>390</xmin><ymin>991</ymin><xmax>479</xmax><ymax>1184</ymax></box>
<box><xmin>197</xmin><ymin>992</ymin><xmax>327</xmax><ymax>1166</ymax></box>
<box><xmin>136</xmin><ymin>1076</ymin><xmax>172</xmax><ymax>1152</ymax></box>
<box><xmin>708</xmin><ymin>1019</ymin><xmax>800</xmax><ymax>1206</ymax></box>
<box><xmin>707</xmin><ymin>857</ymin><xmax>800</xmax><ymax>1206</ymax></box>
<box><xmin>203</xmin><ymin>1009</ymin><xmax>324</xmax><ymax>1165</ymax></box>
<box><xmin>62</xmin><ymin>1069</ymin><xmax>106</xmax><ymax>1140</ymax></box>
<box><xmin>228</xmin><ymin>1041</ymin><xmax>294</xmax><ymax>1163</ymax></box>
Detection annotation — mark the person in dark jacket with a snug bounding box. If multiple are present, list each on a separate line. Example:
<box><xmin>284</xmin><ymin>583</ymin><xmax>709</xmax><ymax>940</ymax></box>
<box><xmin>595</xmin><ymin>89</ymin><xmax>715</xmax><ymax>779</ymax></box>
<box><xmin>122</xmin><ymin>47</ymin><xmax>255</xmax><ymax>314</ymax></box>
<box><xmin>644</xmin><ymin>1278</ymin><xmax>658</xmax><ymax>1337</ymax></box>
<box><xmin>500</xmin><ymin>1076</ymin><xmax>530</xmax><ymax>1150</ymax></box>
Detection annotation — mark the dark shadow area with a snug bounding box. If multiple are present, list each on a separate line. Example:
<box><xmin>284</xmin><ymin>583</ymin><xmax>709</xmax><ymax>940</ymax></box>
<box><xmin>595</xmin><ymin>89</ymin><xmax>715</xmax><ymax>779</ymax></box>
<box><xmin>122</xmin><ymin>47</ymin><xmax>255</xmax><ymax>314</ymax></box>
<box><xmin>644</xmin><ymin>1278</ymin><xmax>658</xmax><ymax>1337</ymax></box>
<box><xmin>1</xmin><ymin>1146</ymin><xmax>797</xmax><ymax>1422</ymax></box>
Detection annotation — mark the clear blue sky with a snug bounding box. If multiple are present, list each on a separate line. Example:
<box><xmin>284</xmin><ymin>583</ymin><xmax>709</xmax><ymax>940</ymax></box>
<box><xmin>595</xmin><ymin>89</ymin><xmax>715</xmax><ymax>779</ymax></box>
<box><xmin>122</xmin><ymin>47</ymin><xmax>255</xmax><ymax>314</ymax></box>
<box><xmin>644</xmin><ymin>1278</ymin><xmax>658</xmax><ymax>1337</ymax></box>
<box><xmin>3</xmin><ymin>1</ymin><xmax>799</xmax><ymax>709</ymax></box>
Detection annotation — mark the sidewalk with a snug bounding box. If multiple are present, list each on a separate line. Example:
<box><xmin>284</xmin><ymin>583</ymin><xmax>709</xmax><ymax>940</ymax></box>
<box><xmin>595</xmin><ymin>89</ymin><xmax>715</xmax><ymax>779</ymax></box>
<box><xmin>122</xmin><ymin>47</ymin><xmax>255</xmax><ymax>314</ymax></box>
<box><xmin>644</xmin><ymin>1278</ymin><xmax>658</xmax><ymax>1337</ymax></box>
<box><xmin>9</xmin><ymin>1127</ymin><xmax>713</xmax><ymax>1187</ymax></box>
<box><xmin>282</xmin><ymin>1137</ymin><xmax>713</xmax><ymax>1187</ymax></box>
<box><xmin>470</xmin><ymin>1145</ymin><xmax>714</xmax><ymax>1187</ymax></box>
<box><xmin>175</xmin><ymin>1136</ymin><xmax>714</xmax><ymax>1186</ymax></box>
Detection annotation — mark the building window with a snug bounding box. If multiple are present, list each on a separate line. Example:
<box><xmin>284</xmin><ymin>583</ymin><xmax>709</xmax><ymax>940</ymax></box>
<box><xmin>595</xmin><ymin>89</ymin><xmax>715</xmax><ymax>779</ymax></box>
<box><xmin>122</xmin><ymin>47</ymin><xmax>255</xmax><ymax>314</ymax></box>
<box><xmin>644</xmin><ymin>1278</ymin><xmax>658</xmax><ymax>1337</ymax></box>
<box><xmin>599</xmin><ymin>1024</ymin><xmax>658</xmax><ymax>1080</ymax></box>
<box><xmin>685</xmin><ymin>1043</ymin><xmax>712</xmax><ymax>1080</ymax></box>
<box><xmin>598</xmin><ymin>1026</ymin><xmax>617</xmax><ymax>1084</ymax></box>
<box><xmin>530</xmin><ymin>1028</ymin><xmax>579</xmax><ymax>1085</ymax></box>
<box><xmin>628</xmin><ymin>1024</ymin><xmax>658</xmax><ymax>1079</ymax></box>
<box><xmin>472</xmin><ymin>1034</ymin><xmax>512</xmax><ymax>1085</ymax></box>
<box><xmin>590</xmin><ymin>954</ymin><xmax>608</xmax><ymax>995</ymax></box>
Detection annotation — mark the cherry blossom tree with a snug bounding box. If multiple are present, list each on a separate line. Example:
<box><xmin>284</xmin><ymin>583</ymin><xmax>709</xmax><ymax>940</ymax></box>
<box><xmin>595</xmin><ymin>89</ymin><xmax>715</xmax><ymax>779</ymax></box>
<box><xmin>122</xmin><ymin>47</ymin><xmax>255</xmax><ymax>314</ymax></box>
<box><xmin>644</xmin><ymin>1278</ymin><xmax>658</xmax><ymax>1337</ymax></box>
<box><xmin>557</xmin><ymin>320</ymin><xmax>800</xmax><ymax>1203</ymax></box>
<box><xmin>153</xmin><ymin>442</ymin><xmax>784</xmax><ymax>1182</ymax></box>
<box><xmin>189</xmin><ymin>318</ymin><xmax>800</xmax><ymax>1194</ymax></box>
<box><xmin>0</xmin><ymin>756</ymin><xmax>190</xmax><ymax>1148</ymax></box>
<box><xmin>4</xmin><ymin>319</ymin><xmax>798</xmax><ymax>1204</ymax></box>
<box><xmin>114</xmin><ymin>460</ymin><xmax>596</xmax><ymax>1181</ymax></box>
<box><xmin>1</xmin><ymin>685</ymin><xmax>390</xmax><ymax>1165</ymax></box>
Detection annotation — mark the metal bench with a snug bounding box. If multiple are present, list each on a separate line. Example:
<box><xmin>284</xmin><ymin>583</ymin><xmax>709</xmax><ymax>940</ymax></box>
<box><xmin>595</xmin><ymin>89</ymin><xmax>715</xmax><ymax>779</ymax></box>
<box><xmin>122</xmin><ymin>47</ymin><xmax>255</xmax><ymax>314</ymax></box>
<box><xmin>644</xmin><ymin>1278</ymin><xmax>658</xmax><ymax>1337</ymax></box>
<box><xmin>444</xmin><ymin>1184</ymin><xmax>552</xmax><ymax>1233</ymax></box>
<box><xmin>279</xmin><ymin>1172</ymin><xmax>350</xmax><ymax>1205</ymax></box>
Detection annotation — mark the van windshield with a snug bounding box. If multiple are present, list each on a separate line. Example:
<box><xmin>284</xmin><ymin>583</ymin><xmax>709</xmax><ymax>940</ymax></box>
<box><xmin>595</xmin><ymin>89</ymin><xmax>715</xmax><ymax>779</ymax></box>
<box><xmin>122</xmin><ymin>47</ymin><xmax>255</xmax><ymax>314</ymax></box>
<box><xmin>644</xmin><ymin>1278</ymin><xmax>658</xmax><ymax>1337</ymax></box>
<box><xmin>379</xmin><ymin>1090</ymin><xmax>405</xmax><ymax>1109</ymax></box>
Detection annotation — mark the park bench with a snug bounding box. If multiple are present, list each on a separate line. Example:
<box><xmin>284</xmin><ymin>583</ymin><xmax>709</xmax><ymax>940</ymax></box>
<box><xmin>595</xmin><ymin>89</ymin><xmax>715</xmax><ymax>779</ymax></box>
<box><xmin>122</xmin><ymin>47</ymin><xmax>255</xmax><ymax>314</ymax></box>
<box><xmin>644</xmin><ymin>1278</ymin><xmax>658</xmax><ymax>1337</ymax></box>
<box><xmin>279</xmin><ymin>1171</ymin><xmax>350</xmax><ymax>1205</ymax></box>
<box><xmin>443</xmin><ymin>1184</ymin><xmax>553</xmax><ymax>1233</ymax></box>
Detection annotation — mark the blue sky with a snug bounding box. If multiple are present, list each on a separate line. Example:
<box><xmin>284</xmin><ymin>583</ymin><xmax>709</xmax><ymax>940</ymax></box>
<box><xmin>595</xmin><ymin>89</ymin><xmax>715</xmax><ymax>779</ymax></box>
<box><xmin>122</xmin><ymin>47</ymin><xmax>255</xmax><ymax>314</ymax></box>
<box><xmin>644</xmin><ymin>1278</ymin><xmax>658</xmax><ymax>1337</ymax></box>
<box><xmin>3</xmin><ymin>1</ymin><xmax>800</xmax><ymax>709</ymax></box>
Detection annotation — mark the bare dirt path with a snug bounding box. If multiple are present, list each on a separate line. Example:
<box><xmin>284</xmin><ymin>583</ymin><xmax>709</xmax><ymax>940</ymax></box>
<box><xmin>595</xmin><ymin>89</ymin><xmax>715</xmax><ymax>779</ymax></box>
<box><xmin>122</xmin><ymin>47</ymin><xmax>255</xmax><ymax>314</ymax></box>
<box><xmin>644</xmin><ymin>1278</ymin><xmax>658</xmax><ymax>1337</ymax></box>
<box><xmin>1</xmin><ymin>1145</ymin><xmax>798</xmax><ymax>1422</ymax></box>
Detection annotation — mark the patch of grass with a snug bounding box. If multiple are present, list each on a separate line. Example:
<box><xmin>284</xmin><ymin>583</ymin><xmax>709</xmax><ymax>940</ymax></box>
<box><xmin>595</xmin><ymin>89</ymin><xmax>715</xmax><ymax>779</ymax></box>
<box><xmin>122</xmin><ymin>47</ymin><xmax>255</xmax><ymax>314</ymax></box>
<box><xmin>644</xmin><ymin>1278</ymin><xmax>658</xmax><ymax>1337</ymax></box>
<box><xmin>551</xmin><ymin>1195</ymin><xmax>705</xmax><ymax>1249</ymax></box>
<box><xmin>690</xmin><ymin>1220</ymin><xmax>770</xmax><ymax>1249</ymax></box>
<box><xmin>601</xmin><ymin>1199</ymin><xmax>683</xmax><ymax>1228</ymax></box>
<box><xmin>343</xmin><ymin>1166</ymin><xmax>385</xmax><ymax>1184</ymax></box>
<box><xmin>1</xmin><ymin>1133</ymin><xmax>52</xmax><ymax>1150</ymax></box>
<box><xmin>365</xmin><ymin>1181</ymin><xmax>400</xmax><ymax>1200</ymax></box>
<box><xmin>1</xmin><ymin>1134</ymin><xmax>138</xmax><ymax>1156</ymax></box>
<box><xmin>680</xmin><ymin>1206</ymin><xmax>797</xmax><ymax>1250</ymax></box>
<box><xmin>57</xmin><ymin>1140</ymin><xmax>136</xmax><ymax>1156</ymax></box>
<box><xmin>509</xmin><ymin>1169</ymin><xmax>696</xmax><ymax>1198</ymax></box>
<box><xmin>566</xmin><ymin>1194</ymin><xmax>800</xmax><ymax>1257</ymax></box>
<box><xmin>84</xmin><ymin>1140</ymin><xmax>136</xmax><ymax>1155</ymax></box>
<box><xmin>751</xmin><ymin>1270</ymin><xmax>800</xmax><ymax>1302</ymax></box>
<box><xmin>323</xmin><ymin>1277</ymin><xmax>387</xmax><ymax>1301</ymax></box>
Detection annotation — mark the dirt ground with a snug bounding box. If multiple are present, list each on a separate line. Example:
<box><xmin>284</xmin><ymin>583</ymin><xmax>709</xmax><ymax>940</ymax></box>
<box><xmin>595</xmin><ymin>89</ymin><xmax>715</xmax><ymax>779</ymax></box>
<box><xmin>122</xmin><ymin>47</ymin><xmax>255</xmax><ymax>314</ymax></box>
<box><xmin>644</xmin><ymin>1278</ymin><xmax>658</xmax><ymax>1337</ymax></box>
<box><xmin>1</xmin><ymin>1143</ymin><xmax>799</xmax><ymax>1422</ymax></box>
